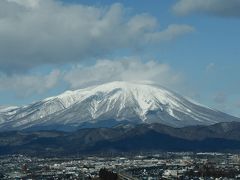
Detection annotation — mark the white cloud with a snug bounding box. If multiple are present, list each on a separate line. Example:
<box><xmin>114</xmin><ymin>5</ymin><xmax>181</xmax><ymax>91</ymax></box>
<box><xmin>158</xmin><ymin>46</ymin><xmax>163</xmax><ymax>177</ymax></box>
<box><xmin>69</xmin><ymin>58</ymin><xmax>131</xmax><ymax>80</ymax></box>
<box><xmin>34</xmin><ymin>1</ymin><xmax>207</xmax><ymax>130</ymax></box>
<box><xmin>145</xmin><ymin>24</ymin><xmax>194</xmax><ymax>42</ymax></box>
<box><xmin>0</xmin><ymin>0</ymin><xmax>194</xmax><ymax>72</ymax></box>
<box><xmin>64</xmin><ymin>58</ymin><xmax>184</xmax><ymax>89</ymax></box>
<box><xmin>206</xmin><ymin>62</ymin><xmax>215</xmax><ymax>72</ymax></box>
<box><xmin>213</xmin><ymin>92</ymin><xmax>227</xmax><ymax>104</ymax></box>
<box><xmin>235</xmin><ymin>102</ymin><xmax>240</xmax><ymax>108</ymax></box>
<box><xmin>211</xmin><ymin>93</ymin><xmax>240</xmax><ymax>117</ymax></box>
<box><xmin>0</xmin><ymin>70</ymin><xmax>60</xmax><ymax>97</ymax></box>
<box><xmin>0</xmin><ymin>58</ymin><xmax>184</xmax><ymax>97</ymax></box>
<box><xmin>7</xmin><ymin>0</ymin><xmax>40</xmax><ymax>8</ymax></box>
<box><xmin>173</xmin><ymin>0</ymin><xmax>240</xmax><ymax>17</ymax></box>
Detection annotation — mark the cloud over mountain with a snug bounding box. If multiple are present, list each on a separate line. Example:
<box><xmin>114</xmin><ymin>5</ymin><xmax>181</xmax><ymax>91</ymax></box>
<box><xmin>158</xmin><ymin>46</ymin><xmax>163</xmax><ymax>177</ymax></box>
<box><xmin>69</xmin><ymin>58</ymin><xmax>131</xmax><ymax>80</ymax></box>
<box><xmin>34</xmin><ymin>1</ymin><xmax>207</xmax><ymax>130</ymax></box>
<box><xmin>0</xmin><ymin>58</ymin><xmax>184</xmax><ymax>97</ymax></box>
<box><xmin>64</xmin><ymin>58</ymin><xmax>184</xmax><ymax>89</ymax></box>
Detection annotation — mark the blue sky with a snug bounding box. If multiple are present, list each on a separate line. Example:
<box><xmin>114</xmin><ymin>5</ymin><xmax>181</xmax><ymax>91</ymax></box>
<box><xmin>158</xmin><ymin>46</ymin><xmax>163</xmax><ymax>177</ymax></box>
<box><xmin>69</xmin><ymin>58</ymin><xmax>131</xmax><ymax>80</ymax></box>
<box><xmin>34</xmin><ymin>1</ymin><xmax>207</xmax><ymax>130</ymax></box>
<box><xmin>0</xmin><ymin>0</ymin><xmax>240</xmax><ymax>117</ymax></box>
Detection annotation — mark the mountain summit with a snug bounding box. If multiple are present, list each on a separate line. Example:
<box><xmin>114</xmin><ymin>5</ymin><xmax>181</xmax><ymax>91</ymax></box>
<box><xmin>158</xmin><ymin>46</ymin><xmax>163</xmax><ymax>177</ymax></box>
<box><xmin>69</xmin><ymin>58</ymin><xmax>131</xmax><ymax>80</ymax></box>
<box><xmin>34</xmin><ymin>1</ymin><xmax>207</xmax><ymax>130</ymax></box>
<box><xmin>0</xmin><ymin>81</ymin><xmax>239</xmax><ymax>131</ymax></box>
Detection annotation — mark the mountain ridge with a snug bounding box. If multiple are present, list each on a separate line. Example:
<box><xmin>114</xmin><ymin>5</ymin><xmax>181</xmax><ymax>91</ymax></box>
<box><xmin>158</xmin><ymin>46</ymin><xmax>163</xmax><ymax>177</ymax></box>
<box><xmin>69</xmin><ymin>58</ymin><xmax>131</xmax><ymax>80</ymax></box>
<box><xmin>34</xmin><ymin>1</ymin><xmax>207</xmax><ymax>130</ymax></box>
<box><xmin>0</xmin><ymin>81</ymin><xmax>239</xmax><ymax>131</ymax></box>
<box><xmin>0</xmin><ymin>122</ymin><xmax>240</xmax><ymax>156</ymax></box>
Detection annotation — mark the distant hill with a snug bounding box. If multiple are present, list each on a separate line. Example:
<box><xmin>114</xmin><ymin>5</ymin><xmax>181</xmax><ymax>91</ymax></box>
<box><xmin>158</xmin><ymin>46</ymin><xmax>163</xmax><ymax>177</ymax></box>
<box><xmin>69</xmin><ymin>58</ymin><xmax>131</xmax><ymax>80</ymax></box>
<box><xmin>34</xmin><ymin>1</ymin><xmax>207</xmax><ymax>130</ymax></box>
<box><xmin>0</xmin><ymin>122</ymin><xmax>240</xmax><ymax>156</ymax></box>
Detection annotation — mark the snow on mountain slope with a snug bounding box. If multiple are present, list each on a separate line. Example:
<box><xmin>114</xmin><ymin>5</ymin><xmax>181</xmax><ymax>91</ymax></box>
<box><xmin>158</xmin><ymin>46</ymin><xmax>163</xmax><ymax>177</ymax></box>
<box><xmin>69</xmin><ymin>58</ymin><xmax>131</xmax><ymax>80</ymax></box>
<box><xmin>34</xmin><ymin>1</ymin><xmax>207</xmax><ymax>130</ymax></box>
<box><xmin>0</xmin><ymin>106</ymin><xmax>18</xmax><ymax>113</ymax></box>
<box><xmin>0</xmin><ymin>81</ymin><xmax>239</xmax><ymax>131</ymax></box>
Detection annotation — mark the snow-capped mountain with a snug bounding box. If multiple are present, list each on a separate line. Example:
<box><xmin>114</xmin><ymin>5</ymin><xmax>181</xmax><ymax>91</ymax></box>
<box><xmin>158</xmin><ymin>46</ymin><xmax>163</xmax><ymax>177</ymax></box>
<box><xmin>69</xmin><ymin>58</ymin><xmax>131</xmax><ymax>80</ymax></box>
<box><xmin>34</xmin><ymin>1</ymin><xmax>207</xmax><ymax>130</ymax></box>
<box><xmin>0</xmin><ymin>81</ymin><xmax>239</xmax><ymax>131</ymax></box>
